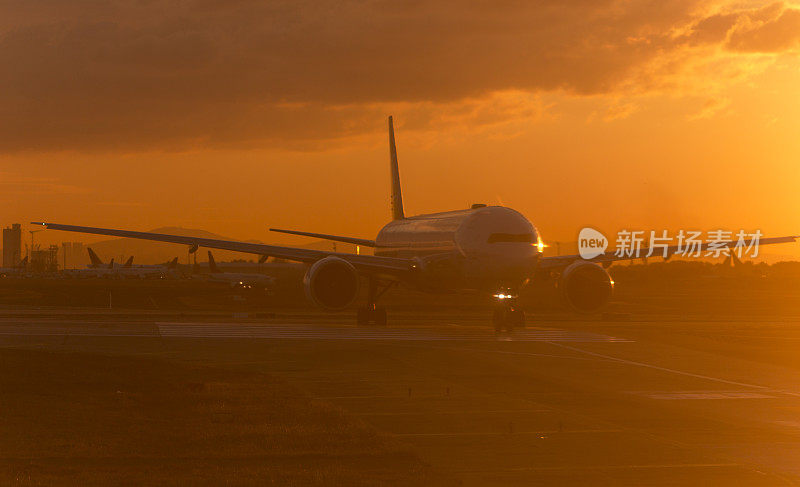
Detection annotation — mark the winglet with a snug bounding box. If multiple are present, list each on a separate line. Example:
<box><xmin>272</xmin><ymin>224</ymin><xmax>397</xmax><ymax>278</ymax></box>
<box><xmin>388</xmin><ymin>116</ymin><xmax>405</xmax><ymax>220</ymax></box>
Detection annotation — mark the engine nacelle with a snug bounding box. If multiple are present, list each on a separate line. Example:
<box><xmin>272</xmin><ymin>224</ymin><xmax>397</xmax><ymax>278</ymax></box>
<box><xmin>303</xmin><ymin>257</ymin><xmax>360</xmax><ymax>310</ymax></box>
<box><xmin>558</xmin><ymin>261</ymin><xmax>614</xmax><ymax>313</ymax></box>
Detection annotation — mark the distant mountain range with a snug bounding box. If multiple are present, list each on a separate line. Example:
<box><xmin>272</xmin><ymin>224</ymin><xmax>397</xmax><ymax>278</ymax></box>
<box><xmin>86</xmin><ymin>227</ymin><xmax>360</xmax><ymax>265</ymax></box>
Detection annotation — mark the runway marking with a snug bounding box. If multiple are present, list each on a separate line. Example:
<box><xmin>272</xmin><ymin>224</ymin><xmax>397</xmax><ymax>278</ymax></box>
<box><xmin>155</xmin><ymin>323</ymin><xmax>631</xmax><ymax>342</ymax></box>
<box><xmin>315</xmin><ymin>394</ymin><xmax>480</xmax><ymax>399</ymax></box>
<box><xmin>356</xmin><ymin>409</ymin><xmax>552</xmax><ymax>416</ymax></box>
<box><xmin>460</xmin><ymin>463</ymin><xmax>741</xmax><ymax>473</ymax></box>
<box><xmin>0</xmin><ymin>330</ymin><xmax>157</xmax><ymax>337</ymax></box>
<box><xmin>393</xmin><ymin>429</ymin><xmax>622</xmax><ymax>437</ymax></box>
<box><xmin>399</xmin><ymin>343</ymin><xmax>620</xmax><ymax>362</ymax></box>
<box><xmin>636</xmin><ymin>391</ymin><xmax>777</xmax><ymax>400</ymax></box>
<box><xmin>548</xmin><ymin>342</ymin><xmax>800</xmax><ymax>396</ymax></box>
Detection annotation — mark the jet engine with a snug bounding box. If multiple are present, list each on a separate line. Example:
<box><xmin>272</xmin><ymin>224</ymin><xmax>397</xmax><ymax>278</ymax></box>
<box><xmin>304</xmin><ymin>257</ymin><xmax>360</xmax><ymax>310</ymax></box>
<box><xmin>558</xmin><ymin>261</ymin><xmax>614</xmax><ymax>313</ymax></box>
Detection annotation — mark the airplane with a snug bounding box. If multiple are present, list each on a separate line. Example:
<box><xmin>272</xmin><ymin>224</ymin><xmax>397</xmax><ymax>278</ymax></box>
<box><xmin>63</xmin><ymin>248</ymin><xmax>117</xmax><ymax>277</ymax></box>
<box><xmin>203</xmin><ymin>251</ymin><xmax>275</xmax><ymax>289</ymax></box>
<box><xmin>114</xmin><ymin>256</ymin><xmax>179</xmax><ymax>279</ymax></box>
<box><xmin>88</xmin><ymin>247</ymin><xmax>130</xmax><ymax>269</ymax></box>
<box><xmin>68</xmin><ymin>248</ymin><xmax>178</xmax><ymax>278</ymax></box>
<box><xmin>117</xmin><ymin>255</ymin><xmax>182</xmax><ymax>275</ymax></box>
<box><xmin>33</xmin><ymin>117</ymin><xmax>798</xmax><ymax>330</ymax></box>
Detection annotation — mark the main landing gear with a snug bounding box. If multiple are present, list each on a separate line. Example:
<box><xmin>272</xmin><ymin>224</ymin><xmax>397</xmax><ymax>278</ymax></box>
<box><xmin>492</xmin><ymin>292</ymin><xmax>525</xmax><ymax>333</ymax></box>
<box><xmin>356</xmin><ymin>278</ymin><xmax>395</xmax><ymax>326</ymax></box>
<box><xmin>357</xmin><ymin>306</ymin><xmax>387</xmax><ymax>326</ymax></box>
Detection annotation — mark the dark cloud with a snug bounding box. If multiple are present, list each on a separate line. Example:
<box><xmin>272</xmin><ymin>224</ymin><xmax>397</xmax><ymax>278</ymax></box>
<box><xmin>0</xmin><ymin>0</ymin><xmax>797</xmax><ymax>152</ymax></box>
<box><xmin>728</xmin><ymin>5</ymin><xmax>800</xmax><ymax>52</ymax></box>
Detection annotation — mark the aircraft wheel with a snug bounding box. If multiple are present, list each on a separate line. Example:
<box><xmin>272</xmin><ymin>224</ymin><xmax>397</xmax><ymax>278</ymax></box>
<box><xmin>503</xmin><ymin>311</ymin><xmax>515</xmax><ymax>333</ymax></box>
<box><xmin>492</xmin><ymin>308</ymin><xmax>505</xmax><ymax>333</ymax></box>
<box><xmin>510</xmin><ymin>308</ymin><xmax>525</xmax><ymax>328</ymax></box>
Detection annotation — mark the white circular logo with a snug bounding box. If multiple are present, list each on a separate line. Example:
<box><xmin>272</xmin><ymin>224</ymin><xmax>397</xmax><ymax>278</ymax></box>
<box><xmin>578</xmin><ymin>227</ymin><xmax>608</xmax><ymax>259</ymax></box>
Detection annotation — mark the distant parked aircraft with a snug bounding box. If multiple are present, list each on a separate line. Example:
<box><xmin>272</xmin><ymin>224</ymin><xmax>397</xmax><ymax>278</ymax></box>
<box><xmin>67</xmin><ymin>249</ymin><xmax>178</xmax><ymax>278</ymax></box>
<box><xmin>203</xmin><ymin>251</ymin><xmax>275</xmax><ymax>289</ymax></box>
<box><xmin>87</xmin><ymin>247</ymin><xmax>128</xmax><ymax>269</ymax></box>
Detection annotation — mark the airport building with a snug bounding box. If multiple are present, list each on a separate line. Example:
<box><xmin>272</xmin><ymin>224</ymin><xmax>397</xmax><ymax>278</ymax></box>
<box><xmin>3</xmin><ymin>223</ymin><xmax>22</xmax><ymax>267</ymax></box>
<box><xmin>61</xmin><ymin>241</ymin><xmax>87</xmax><ymax>269</ymax></box>
<box><xmin>30</xmin><ymin>245</ymin><xmax>59</xmax><ymax>273</ymax></box>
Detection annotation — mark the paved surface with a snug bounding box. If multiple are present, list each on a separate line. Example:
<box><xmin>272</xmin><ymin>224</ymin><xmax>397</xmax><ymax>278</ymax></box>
<box><xmin>3</xmin><ymin>313</ymin><xmax>800</xmax><ymax>485</ymax></box>
<box><xmin>158</xmin><ymin>322</ymin><xmax>631</xmax><ymax>342</ymax></box>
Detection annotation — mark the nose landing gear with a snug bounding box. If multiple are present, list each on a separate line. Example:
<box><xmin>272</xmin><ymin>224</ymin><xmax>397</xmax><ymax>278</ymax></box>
<box><xmin>492</xmin><ymin>305</ymin><xmax>525</xmax><ymax>332</ymax></box>
<box><xmin>492</xmin><ymin>291</ymin><xmax>525</xmax><ymax>333</ymax></box>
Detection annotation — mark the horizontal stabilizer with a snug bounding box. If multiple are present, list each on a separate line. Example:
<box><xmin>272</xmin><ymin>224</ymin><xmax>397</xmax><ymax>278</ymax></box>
<box><xmin>269</xmin><ymin>228</ymin><xmax>376</xmax><ymax>247</ymax></box>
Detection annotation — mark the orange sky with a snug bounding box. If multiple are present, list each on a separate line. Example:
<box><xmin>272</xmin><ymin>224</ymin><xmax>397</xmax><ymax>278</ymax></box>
<box><xmin>2</xmin><ymin>0</ymin><xmax>799</xmax><ymax>259</ymax></box>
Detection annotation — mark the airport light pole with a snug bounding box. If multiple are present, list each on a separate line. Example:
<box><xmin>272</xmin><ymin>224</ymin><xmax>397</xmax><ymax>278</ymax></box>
<box><xmin>29</xmin><ymin>229</ymin><xmax>43</xmax><ymax>260</ymax></box>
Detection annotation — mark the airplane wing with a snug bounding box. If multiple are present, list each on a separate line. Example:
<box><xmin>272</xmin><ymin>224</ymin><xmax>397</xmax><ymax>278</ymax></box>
<box><xmin>32</xmin><ymin>222</ymin><xmax>416</xmax><ymax>277</ymax></box>
<box><xmin>269</xmin><ymin>228</ymin><xmax>376</xmax><ymax>247</ymax></box>
<box><xmin>538</xmin><ymin>235</ymin><xmax>798</xmax><ymax>270</ymax></box>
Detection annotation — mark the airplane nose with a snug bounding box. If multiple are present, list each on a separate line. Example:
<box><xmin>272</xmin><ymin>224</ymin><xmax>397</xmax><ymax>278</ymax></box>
<box><xmin>454</xmin><ymin>206</ymin><xmax>541</xmax><ymax>281</ymax></box>
<box><xmin>496</xmin><ymin>246</ymin><xmax>539</xmax><ymax>274</ymax></box>
<box><xmin>461</xmin><ymin>244</ymin><xmax>540</xmax><ymax>281</ymax></box>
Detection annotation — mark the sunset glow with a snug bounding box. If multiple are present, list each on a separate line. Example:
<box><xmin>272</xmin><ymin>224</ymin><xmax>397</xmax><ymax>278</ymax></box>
<box><xmin>2</xmin><ymin>1</ymin><xmax>799</xmax><ymax>258</ymax></box>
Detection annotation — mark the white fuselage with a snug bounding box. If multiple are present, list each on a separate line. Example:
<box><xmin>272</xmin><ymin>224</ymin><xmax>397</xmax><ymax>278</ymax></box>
<box><xmin>374</xmin><ymin>206</ymin><xmax>541</xmax><ymax>290</ymax></box>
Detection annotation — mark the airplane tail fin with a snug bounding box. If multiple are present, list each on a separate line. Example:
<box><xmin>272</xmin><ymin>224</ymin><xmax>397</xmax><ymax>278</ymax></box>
<box><xmin>108</xmin><ymin>258</ymin><xmax>114</xmax><ymax>269</ymax></box>
<box><xmin>207</xmin><ymin>251</ymin><xmax>220</xmax><ymax>273</ymax></box>
<box><xmin>168</xmin><ymin>257</ymin><xmax>178</xmax><ymax>269</ymax></box>
<box><xmin>87</xmin><ymin>248</ymin><xmax>103</xmax><ymax>267</ymax></box>
<box><xmin>123</xmin><ymin>256</ymin><xmax>133</xmax><ymax>268</ymax></box>
<box><xmin>388</xmin><ymin>116</ymin><xmax>405</xmax><ymax>220</ymax></box>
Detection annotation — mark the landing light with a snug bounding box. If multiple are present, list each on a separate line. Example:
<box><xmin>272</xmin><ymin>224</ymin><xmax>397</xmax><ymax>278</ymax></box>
<box><xmin>493</xmin><ymin>293</ymin><xmax>517</xmax><ymax>300</ymax></box>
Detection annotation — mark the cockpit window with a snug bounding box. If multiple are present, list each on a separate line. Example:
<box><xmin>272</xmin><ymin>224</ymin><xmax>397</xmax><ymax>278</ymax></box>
<box><xmin>487</xmin><ymin>233</ymin><xmax>533</xmax><ymax>243</ymax></box>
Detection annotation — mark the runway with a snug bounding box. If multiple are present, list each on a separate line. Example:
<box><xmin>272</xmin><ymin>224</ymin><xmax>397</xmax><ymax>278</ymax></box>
<box><xmin>3</xmin><ymin>312</ymin><xmax>800</xmax><ymax>485</ymax></box>
<box><xmin>156</xmin><ymin>322</ymin><xmax>633</xmax><ymax>342</ymax></box>
<box><xmin>0</xmin><ymin>320</ymin><xmax>631</xmax><ymax>342</ymax></box>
